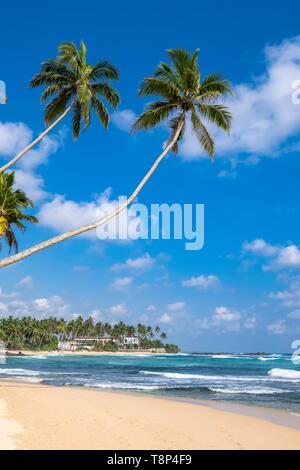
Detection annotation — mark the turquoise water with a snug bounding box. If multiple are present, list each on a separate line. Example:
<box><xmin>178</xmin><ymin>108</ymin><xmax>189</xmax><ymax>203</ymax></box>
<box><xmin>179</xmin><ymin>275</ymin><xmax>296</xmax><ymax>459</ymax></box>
<box><xmin>1</xmin><ymin>353</ymin><xmax>300</xmax><ymax>412</ymax></box>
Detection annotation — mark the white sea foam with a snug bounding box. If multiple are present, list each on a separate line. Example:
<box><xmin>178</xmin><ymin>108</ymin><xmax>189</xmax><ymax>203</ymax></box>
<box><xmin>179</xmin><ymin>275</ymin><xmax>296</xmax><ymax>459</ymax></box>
<box><xmin>211</xmin><ymin>354</ymin><xmax>237</xmax><ymax>359</ymax></box>
<box><xmin>258</xmin><ymin>357</ymin><xmax>278</xmax><ymax>361</ymax></box>
<box><xmin>0</xmin><ymin>368</ymin><xmax>41</xmax><ymax>376</ymax></box>
<box><xmin>209</xmin><ymin>386</ymin><xmax>288</xmax><ymax>395</ymax></box>
<box><xmin>140</xmin><ymin>370</ymin><xmax>298</xmax><ymax>384</ymax></box>
<box><xmin>20</xmin><ymin>355</ymin><xmax>47</xmax><ymax>360</ymax></box>
<box><xmin>84</xmin><ymin>382</ymin><xmax>161</xmax><ymax>391</ymax></box>
<box><xmin>268</xmin><ymin>368</ymin><xmax>300</xmax><ymax>380</ymax></box>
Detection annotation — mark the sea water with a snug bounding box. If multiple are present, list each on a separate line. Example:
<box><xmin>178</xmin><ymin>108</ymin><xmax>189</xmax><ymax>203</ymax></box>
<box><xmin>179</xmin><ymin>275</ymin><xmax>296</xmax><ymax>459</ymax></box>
<box><xmin>0</xmin><ymin>353</ymin><xmax>299</xmax><ymax>412</ymax></box>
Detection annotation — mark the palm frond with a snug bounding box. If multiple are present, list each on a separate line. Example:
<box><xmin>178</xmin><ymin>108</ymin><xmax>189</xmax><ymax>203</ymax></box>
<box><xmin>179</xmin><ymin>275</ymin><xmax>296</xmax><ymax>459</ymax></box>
<box><xmin>90</xmin><ymin>61</ymin><xmax>119</xmax><ymax>81</ymax></box>
<box><xmin>154</xmin><ymin>62</ymin><xmax>179</xmax><ymax>84</ymax></box>
<box><xmin>131</xmin><ymin>102</ymin><xmax>178</xmax><ymax>132</ymax></box>
<box><xmin>197</xmin><ymin>103</ymin><xmax>232</xmax><ymax>132</ymax></box>
<box><xmin>4</xmin><ymin>228</ymin><xmax>18</xmax><ymax>254</ymax></box>
<box><xmin>199</xmin><ymin>73</ymin><xmax>233</xmax><ymax>97</ymax></box>
<box><xmin>44</xmin><ymin>90</ymin><xmax>73</xmax><ymax>124</ymax></box>
<box><xmin>91</xmin><ymin>96</ymin><xmax>109</xmax><ymax>129</ymax></box>
<box><xmin>168</xmin><ymin>114</ymin><xmax>185</xmax><ymax>154</ymax></box>
<box><xmin>91</xmin><ymin>83</ymin><xmax>120</xmax><ymax>108</ymax></box>
<box><xmin>138</xmin><ymin>78</ymin><xmax>180</xmax><ymax>100</ymax></box>
<box><xmin>72</xmin><ymin>101</ymin><xmax>82</xmax><ymax>138</ymax></box>
<box><xmin>191</xmin><ymin>109</ymin><xmax>215</xmax><ymax>158</ymax></box>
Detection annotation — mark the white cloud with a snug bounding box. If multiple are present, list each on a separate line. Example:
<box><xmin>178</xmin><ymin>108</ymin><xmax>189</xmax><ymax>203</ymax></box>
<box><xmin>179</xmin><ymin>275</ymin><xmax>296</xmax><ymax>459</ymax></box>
<box><xmin>180</xmin><ymin>36</ymin><xmax>300</xmax><ymax>163</ymax></box>
<box><xmin>158</xmin><ymin>313</ymin><xmax>172</xmax><ymax>324</ymax></box>
<box><xmin>271</xmin><ymin>277</ymin><xmax>300</xmax><ymax>308</ymax></box>
<box><xmin>182</xmin><ymin>274</ymin><xmax>219</xmax><ymax>290</ymax></box>
<box><xmin>267</xmin><ymin>320</ymin><xmax>286</xmax><ymax>335</ymax></box>
<box><xmin>244</xmin><ymin>316</ymin><xmax>257</xmax><ymax>329</ymax></box>
<box><xmin>14</xmin><ymin>169</ymin><xmax>47</xmax><ymax>202</ymax></box>
<box><xmin>0</xmin><ymin>294</ymin><xmax>70</xmax><ymax>318</ymax></box>
<box><xmin>243</xmin><ymin>239</ymin><xmax>300</xmax><ymax>270</ymax></box>
<box><xmin>18</xmin><ymin>133</ymin><xmax>62</xmax><ymax>171</ymax></box>
<box><xmin>111</xmin><ymin>276</ymin><xmax>133</xmax><ymax>291</ymax></box>
<box><xmin>0</xmin><ymin>121</ymin><xmax>63</xmax><ymax>204</ymax></box>
<box><xmin>147</xmin><ymin>304</ymin><xmax>157</xmax><ymax>312</ymax></box>
<box><xmin>272</xmin><ymin>245</ymin><xmax>300</xmax><ymax>269</ymax></box>
<box><xmin>16</xmin><ymin>276</ymin><xmax>33</xmax><ymax>289</ymax></box>
<box><xmin>0</xmin><ymin>122</ymin><xmax>32</xmax><ymax>156</ymax></box>
<box><xmin>213</xmin><ymin>306</ymin><xmax>241</xmax><ymax>323</ymax></box>
<box><xmin>288</xmin><ymin>309</ymin><xmax>300</xmax><ymax>319</ymax></box>
<box><xmin>109</xmin><ymin>303</ymin><xmax>127</xmax><ymax>315</ymax></box>
<box><xmin>32</xmin><ymin>295</ymin><xmax>69</xmax><ymax>316</ymax></box>
<box><xmin>243</xmin><ymin>239</ymin><xmax>278</xmax><ymax>257</ymax></box>
<box><xmin>112</xmin><ymin>253</ymin><xmax>155</xmax><ymax>271</ymax></box>
<box><xmin>37</xmin><ymin>188</ymin><xmax>142</xmax><ymax>240</ymax></box>
<box><xmin>166</xmin><ymin>302</ymin><xmax>185</xmax><ymax>312</ymax></box>
<box><xmin>111</xmin><ymin>109</ymin><xmax>136</xmax><ymax>132</ymax></box>
<box><xmin>0</xmin><ymin>120</ymin><xmax>62</xmax><ymax>169</ymax></box>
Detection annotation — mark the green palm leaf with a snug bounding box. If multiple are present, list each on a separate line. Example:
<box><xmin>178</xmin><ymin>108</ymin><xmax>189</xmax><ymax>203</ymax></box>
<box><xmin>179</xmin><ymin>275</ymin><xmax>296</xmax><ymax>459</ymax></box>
<box><xmin>132</xmin><ymin>47</ymin><xmax>232</xmax><ymax>158</ymax></box>
<box><xmin>30</xmin><ymin>41</ymin><xmax>120</xmax><ymax>137</ymax></box>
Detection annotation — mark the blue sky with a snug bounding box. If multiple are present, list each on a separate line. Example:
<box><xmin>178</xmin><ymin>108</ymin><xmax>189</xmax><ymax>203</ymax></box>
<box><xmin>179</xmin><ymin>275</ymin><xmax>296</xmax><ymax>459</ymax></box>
<box><xmin>1</xmin><ymin>0</ymin><xmax>300</xmax><ymax>352</ymax></box>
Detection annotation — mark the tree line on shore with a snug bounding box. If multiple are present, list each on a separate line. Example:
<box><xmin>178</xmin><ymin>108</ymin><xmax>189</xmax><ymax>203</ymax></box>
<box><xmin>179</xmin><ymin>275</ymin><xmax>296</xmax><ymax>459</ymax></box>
<box><xmin>0</xmin><ymin>315</ymin><xmax>179</xmax><ymax>353</ymax></box>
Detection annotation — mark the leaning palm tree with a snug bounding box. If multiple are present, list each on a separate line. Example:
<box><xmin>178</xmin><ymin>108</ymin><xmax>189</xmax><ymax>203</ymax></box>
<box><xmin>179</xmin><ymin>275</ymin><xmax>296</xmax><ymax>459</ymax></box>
<box><xmin>0</xmin><ymin>172</ymin><xmax>38</xmax><ymax>253</ymax></box>
<box><xmin>0</xmin><ymin>41</ymin><xmax>120</xmax><ymax>173</ymax></box>
<box><xmin>0</xmin><ymin>48</ymin><xmax>232</xmax><ymax>268</ymax></box>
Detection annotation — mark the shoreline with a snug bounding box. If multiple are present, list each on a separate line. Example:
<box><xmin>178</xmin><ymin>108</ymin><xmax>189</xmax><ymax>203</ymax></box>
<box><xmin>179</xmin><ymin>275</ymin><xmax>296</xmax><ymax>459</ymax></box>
<box><xmin>6</xmin><ymin>350</ymin><xmax>169</xmax><ymax>357</ymax></box>
<box><xmin>0</xmin><ymin>379</ymin><xmax>300</xmax><ymax>450</ymax></box>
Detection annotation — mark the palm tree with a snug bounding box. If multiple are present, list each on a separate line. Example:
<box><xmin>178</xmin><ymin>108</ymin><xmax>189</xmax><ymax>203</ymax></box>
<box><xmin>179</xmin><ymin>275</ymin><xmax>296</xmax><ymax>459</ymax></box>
<box><xmin>0</xmin><ymin>172</ymin><xmax>38</xmax><ymax>253</ymax></box>
<box><xmin>160</xmin><ymin>332</ymin><xmax>167</xmax><ymax>342</ymax></box>
<box><xmin>0</xmin><ymin>41</ymin><xmax>120</xmax><ymax>173</ymax></box>
<box><xmin>0</xmin><ymin>48</ymin><xmax>232</xmax><ymax>268</ymax></box>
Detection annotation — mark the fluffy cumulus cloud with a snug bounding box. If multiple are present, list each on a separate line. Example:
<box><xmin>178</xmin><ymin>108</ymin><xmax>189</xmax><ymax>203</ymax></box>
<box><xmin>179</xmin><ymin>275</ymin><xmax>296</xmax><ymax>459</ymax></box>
<box><xmin>14</xmin><ymin>169</ymin><xmax>47</xmax><ymax>202</ymax></box>
<box><xmin>267</xmin><ymin>320</ymin><xmax>286</xmax><ymax>335</ymax></box>
<box><xmin>213</xmin><ymin>306</ymin><xmax>241</xmax><ymax>323</ymax></box>
<box><xmin>16</xmin><ymin>276</ymin><xmax>33</xmax><ymax>289</ymax></box>
<box><xmin>191</xmin><ymin>305</ymin><xmax>257</xmax><ymax>334</ymax></box>
<box><xmin>0</xmin><ymin>293</ymin><xmax>71</xmax><ymax>318</ymax></box>
<box><xmin>111</xmin><ymin>276</ymin><xmax>133</xmax><ymax>291</ymax></box>
<box><xmin>243</xmin><ymin>239</ymin><xmax>300</xmax><ymax>270</ymax></box>
<box><xmin>111</xmin><ymin>253</ymin><xmax>155</xmax><ymax>272</ymax></box>
<box><xmin>166</xmin><ymin>302</ymin><xmax>185</xmax><ymax>312</ymax></box>
<box><xmin>182</xmin><ymin>274</ymin><xmax>219</xmax><ymax>290</ymax></box>
<box><xmin>108</xmin><ymin>303</ymin><xmax>127</xmax><ymax>315</ymax></box>
<box><xmin>0</xmin><ymin>121</ymin><xmax>62</xmax><ymax>169</ymax></box>
<box><xmin>158</xmin><ymin>312</ymin><xmax>173</xmax><ymax>324</ymax></box>
<box><xmin>180</xmin><ymin>36</ymin><xmax>300</xmax><ymax>163</ymax></box>
<box><xmin>0</xmin><ymin>121</ymin><xmax>63</xmax><ymax>203</ymax></box>
<box><xmin>270</xmin><ymin>276</ymin><xmax>300</xmax><ymax>308</ymax></box>
<box><xmin>37</xmin><ymin>188</ymin><xmax>142</xmax><ymax>240</ymax></box>
<box><xmin>0</xmin><ymin>122</ymin><xmax>32</xmax><ymax>156</ymax></box>
<box><xmin>111</xmin><ymin>109</ymin><xmax>137</xmax><ymax>132</ymax></box>
<box><xmin>288</xmin><ymin>309</ymin><xmax>300</xmax><ymax>319</ymax></box>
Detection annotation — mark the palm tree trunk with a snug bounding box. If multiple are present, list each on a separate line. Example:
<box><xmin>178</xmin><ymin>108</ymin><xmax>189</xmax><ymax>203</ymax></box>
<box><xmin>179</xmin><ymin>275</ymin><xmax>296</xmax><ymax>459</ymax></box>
<box><xmin>0</xmin><ymin>104</ymin><xmax>73</xmax><ymax>173</ymax></box>
<box><xmin>0</xmin><ymin>120</ymin><xmax>184</xmax><ymax>268</ymax></box>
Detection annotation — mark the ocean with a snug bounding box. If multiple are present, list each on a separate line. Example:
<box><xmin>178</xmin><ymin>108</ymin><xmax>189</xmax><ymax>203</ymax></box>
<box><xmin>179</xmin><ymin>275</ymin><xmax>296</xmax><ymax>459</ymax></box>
<box><xmin>1</xmin><ymin>353</ymin><xmax>300</xmax><ymax>413</ymax></box>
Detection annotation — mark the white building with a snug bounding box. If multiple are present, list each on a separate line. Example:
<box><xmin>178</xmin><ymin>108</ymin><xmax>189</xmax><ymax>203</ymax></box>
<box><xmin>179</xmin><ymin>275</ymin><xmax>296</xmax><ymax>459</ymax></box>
<box><xmin>123</xmin><ymin>336</ymin><xmax>140</xmax><ymax>347</ymax></box>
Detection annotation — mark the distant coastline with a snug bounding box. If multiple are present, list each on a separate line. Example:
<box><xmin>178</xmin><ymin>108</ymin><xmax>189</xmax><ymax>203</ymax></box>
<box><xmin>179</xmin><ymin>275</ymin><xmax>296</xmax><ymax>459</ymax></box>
<box><xmin>5</xmin><ymin>349</ymin><xmax>171</xmax><ymax>357</ymax></box>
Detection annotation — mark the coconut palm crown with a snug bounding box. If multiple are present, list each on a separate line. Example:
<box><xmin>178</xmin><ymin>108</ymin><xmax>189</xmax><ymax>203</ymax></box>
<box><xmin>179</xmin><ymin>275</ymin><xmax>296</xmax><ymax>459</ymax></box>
<box><xmin>30</xmin><ymin>41</ymin><xmax>120</xmax><ymax>137</ymax></box>
<box><xmin>132</xmin><ymin>48</ymin><xmax>233</xmax><ymax>157</ymax></box>
<box><xmin>0</xmin><ymin>172</ymin><xmax>38</xmax><ymax>253</ymax></box>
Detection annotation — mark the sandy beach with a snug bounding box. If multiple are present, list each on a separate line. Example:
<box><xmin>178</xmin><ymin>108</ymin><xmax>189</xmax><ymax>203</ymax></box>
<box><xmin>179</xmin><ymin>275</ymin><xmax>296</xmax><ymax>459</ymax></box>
<box><xmin>0</xmin><ymin>380</ymin><xmax>299</xmax><ymax>450</ymax></box>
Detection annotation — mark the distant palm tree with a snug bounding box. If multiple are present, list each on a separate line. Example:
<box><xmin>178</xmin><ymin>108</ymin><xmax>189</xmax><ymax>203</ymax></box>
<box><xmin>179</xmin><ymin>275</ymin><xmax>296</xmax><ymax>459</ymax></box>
<box><xmin>0</xmin><ymin>48</ymin><xmax>232</xmax><ymax>268</ymax></box>
<box><xmin>0</xmin><ymin>41</ymin><xmax>120</xmax><ymax>173</ymax></box>
<box><xmin>0</xmin><ymin>172</ymin><xmax>38</xmax><ymax>253</ymax></box>
<box><xmin>160</xmin><ymin>332</ymin><xmax>167</xmax><ymax>342</ymax></box>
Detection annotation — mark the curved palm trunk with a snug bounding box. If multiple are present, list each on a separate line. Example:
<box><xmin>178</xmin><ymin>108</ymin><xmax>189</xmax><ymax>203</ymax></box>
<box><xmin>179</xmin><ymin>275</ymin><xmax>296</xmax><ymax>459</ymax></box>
<box><xmin>0</xmin><ymin>121</ymin><xmax>184</xmax><ymax>269</ymax></box>
<box><xmin>0</xmin><ymin>105</ymin><xmax>73</xmax><ymax>173</ymax></box>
